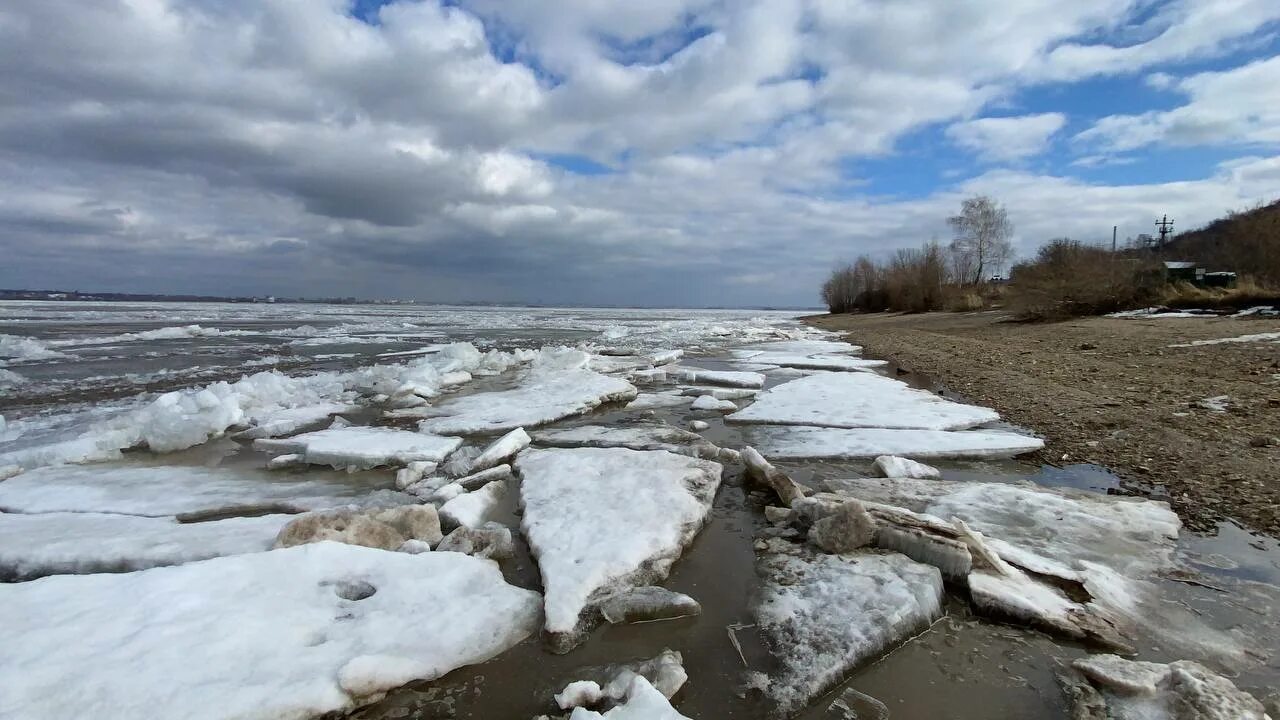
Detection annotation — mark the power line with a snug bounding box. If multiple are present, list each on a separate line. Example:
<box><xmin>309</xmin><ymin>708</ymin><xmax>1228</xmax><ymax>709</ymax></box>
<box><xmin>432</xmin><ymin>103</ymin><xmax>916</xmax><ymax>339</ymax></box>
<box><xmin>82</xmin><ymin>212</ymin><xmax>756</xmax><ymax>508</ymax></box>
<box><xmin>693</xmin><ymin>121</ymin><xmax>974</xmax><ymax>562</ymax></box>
<box><xmin>1155</xmin><ymin>215</ymin><xmax>1174</xmax><ymax>246</ymax></box>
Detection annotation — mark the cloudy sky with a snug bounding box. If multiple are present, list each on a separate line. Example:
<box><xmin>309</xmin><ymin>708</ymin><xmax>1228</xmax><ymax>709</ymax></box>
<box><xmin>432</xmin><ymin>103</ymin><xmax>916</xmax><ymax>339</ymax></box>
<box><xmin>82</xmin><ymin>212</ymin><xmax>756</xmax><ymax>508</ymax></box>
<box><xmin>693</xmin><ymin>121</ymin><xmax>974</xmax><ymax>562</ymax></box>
<box><xmin>2</xmin><ymin>0</ymin><xmax>1279</xmax><ymax>307</ymax></box>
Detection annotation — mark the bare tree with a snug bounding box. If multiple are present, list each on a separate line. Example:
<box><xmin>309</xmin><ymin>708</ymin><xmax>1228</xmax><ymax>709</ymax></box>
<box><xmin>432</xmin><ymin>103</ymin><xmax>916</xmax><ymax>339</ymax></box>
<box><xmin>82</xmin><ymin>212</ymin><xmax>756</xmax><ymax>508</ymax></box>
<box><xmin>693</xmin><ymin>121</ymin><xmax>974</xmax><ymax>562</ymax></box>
<box><xmin>947</xmin><ymin>195</ymin><xmax>1013</xmax><ymax>284</ymax></box>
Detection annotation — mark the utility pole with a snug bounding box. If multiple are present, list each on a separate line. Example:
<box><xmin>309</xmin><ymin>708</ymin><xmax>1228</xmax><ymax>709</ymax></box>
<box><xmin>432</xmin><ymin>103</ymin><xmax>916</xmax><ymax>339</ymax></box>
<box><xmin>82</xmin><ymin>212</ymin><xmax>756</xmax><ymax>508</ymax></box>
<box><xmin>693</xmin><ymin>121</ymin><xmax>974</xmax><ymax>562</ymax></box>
<box><xmin>1112</xmin><ymin>225</ymin><xmax>1117</xmax><ymax>253</ymax></box>
<box><xmin>1155</xmin><ymin>215</ymin><xmax>1174</xmax><ymax>247</ymax></box>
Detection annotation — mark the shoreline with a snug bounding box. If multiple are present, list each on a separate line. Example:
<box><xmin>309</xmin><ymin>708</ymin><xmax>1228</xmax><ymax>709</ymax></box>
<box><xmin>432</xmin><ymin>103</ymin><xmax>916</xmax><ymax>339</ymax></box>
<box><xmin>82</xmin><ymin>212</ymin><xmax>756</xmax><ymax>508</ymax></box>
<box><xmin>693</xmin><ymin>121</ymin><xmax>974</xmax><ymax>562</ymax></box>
<box><xmin>803</xmin><ymin>310</ymin><xmax>1280</xmax><ymax>537</ymax></box>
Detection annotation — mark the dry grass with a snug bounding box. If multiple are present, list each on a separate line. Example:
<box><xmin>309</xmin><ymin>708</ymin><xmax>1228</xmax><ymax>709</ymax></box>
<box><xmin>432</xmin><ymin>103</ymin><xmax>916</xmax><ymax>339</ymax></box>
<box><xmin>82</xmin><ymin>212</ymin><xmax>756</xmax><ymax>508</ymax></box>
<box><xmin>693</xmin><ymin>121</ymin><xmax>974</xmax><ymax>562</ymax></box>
<box><xmin>1161</xmin><ymin>278</ymin><xmax>1280</xmax><ymax>310</ymax></box>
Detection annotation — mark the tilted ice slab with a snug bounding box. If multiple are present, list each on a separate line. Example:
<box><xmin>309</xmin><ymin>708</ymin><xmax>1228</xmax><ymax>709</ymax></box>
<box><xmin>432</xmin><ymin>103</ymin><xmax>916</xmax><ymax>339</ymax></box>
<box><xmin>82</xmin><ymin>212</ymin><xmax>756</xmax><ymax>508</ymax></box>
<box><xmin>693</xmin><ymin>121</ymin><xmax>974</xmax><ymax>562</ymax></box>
<box><xmin>516</xmin><ymin>447</ymin><xmax>722</xmax><ymax>651</ymax></box>
<box><xmin>0</xmin><ymin>543</ymin><xmax>541</xmax><ymax>720</ymax></box>
<box><xmin>0</xmin><ymin>464</ymin><xmax>393</xmax><ymax>518</ymax></box>
<box><xmin>732</xmin><ymin>351</ymin><xmax>886</xmax><ymax>372</ymax></box>
<box><xmin>744</xmin><ymin>426</ymin><xmax>1044</xmax><ymax>460</ymax></box>
<box><xmin>254</xmin><ymin>426</ymin><xmax>461</xmax><ymax>470</ymax></box>
<box><xmin>0</xmin><ymin>511</ymin><xmax>291</xmax><ymax>581</ymax></box>
<box><xmin>530</xmin><ymin>424</ymin><xmax>721</xmax><ymax>459</ymax></box>
<box><xmin>232</xmin><ymin>403</ymin><xmax>359</xmax><ymax>440</ymax></box>
<box><xmin>755</xmin><ymin>548</ymin><xmax>944</xmax><ymax>714</ymax></box>
<box><xmin>422</xmin><ymin>368</ymin><xmax>637</xmax><ymax>435</ymax></box>
<box><xmin>829</xmin><ymin>477</ymin><xmax>1180</xmax><ymax>577</ymax></box>
<box><xmin>727</xmin><ymin>372</ymin><xmax>1001</xmax><ymax>430</ymax></box>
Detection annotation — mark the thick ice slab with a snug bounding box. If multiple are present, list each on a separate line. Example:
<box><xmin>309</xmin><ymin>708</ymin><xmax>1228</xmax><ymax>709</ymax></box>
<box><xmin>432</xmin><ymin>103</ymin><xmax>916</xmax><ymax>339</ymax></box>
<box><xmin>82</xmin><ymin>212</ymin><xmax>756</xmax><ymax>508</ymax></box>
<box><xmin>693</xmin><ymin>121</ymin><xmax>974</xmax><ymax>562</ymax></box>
<box><xmin>531</xmin><ymin>424</ymin><xmax>721</xmax><ymax>459</ymax></box>
<box><xmin>0</xmin><ymin>512</ymin><xmax>290</xmax><ymax>581</ymax></box>
<box><xmin>744</xmin><ymin>426</ymin><xmax>1043</xmax><ymax>460</ymax></box>
<box><xmin>727</xmin><ymin>372</ymin><xmax>1001</xmax><ymax>430</ymax></box>
<box><xmin>624</xmin><ymin>392</ymin><xmax>694</xmax><ymax>410</ymax></box>
<box><xmin>0</xmin><ymin>543</ymin><xmax>541</xmax><ymax>720</ymax></box>
<box><xmin>678</xmin><ymin>367</ymin><xmax>765</xmax><ymax>388</ymax></box>
<box><xmin>755</xmin><ymin>547</ymin><xmax>944</xmax><ymax>714</ymax></box>
<box><xmin>422</xmin><ymin>367</ymin><xmax>636</xmax><ymax>435</ymax></box>
<box><xmin>255</xmin><ymin>426</ymin><xmax>462</xmax><ymax>470</ymax></box>
<box><xmin>0</xmin><ymin>464</ymin><xmax>391</xmax><ymax>517</ymax></box>
<box><xmin>515</xmin><ymin>447</ymin><xmax>722</xmax><ymax>650</ymax></box>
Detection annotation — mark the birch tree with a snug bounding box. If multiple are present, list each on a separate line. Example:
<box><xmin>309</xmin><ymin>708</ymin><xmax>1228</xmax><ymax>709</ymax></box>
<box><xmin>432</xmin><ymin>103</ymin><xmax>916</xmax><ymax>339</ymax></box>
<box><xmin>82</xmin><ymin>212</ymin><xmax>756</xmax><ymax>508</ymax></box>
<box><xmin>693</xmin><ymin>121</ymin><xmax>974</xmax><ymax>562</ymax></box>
<box><xmin>948</xmin><ymin>195</ymin><xmax>1013</xmax><ymax>284</ymax></box>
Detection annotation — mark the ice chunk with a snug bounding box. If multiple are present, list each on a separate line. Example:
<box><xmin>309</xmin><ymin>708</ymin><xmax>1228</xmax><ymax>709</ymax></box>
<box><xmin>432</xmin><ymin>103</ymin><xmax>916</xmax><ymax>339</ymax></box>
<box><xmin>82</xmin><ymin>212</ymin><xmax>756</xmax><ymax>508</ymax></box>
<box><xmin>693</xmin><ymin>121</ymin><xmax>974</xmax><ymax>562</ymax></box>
<box><xmin>275</xmin><ymin>505</ymin><xmax>443</xmax><ymax>551</ymax></box>
<box><xmin>744</xmin><ymin>426</ymin><xmax>1043</xmax><ymax>460</ymax></box>
<box><xmin>690</xmin><ymin>395</ymin><xmax>737</xmax><ymax>412</ymax></box>
<box><xmin>0</xmin><ymin>464</ymin><xmax>391</xmax><ymax>518</ymax></box>
<box><xmin>569</xmin><ymin>676</ymin><xmax>691</xmax><ymax>720</ymax></box>
<box><xmin>435</xmin><ymin>522</ymin><xmax>514</xmax><ymax>560</ymax></box>
<box><xmin>688</xmin><ymin>420</ymin><xmax>709</xmax><ymax>432</ymax></box>
<box><xmin>395</xmin><ymin>461</ymin><xmax>436</xmax><ymax>490</ymax></box>
<box><xmin>254</xmin><ymin>426</ymin><xmax>462</xmax><ymax>470</ymax></box>
<box><xmin>0</xmin><ymin>512</ymin><xmax>291</xmax><ymax>581</ymax></box>
<box><xmin>530</xmin><ymin>424</ymin><xmax>722</xmax><ymax>459</ymax></box>
<box><xmin>756</xmin><ymin>547</ymin><xmax>944</xmax><ymax>714</ymax></box>
<box><xmin>516</xmin><ymin>447</ymin><xmax>722</xmax><ymax>651</ymax></box>
<box><xmin>0</xmin><ymin>333</ymin><xmax>71</xmax><ymax>363</ymax></box>
<box><xmin>556</xmin><ymin>680</ymin><xmax>604</xmax><ymax>710</ymax></box>
<box><xmin>727</xmin><ymin>372</ymin><xmax>1001</xmax><ymax>430</ymax></box>
<box><xmin>0</xmin><ymin>544</ymin><xmax>541</xmax><ymax>719</ymax></box>
<box><xmin>1072</xmin><ymin>654</ymin><xmax>1270</xmax><ymax>720</ymax></box>
<box><xmin>872</xmin><ymin>455</ymin><xmax>941</xmax><ymax>479</ymax></box>
<box><xmin>599</xmin><ymin>649</ymin><xmax>689</xmax><ymax>701</ymax></box>
<box><xmin>440</xmin><ymin>480</ymin><xmax>507</xmax><ymax>529</ymax></box>
<box><xmin>231</xmin><ymin>403</ymin><xmax>359</xmax><ymax>440</ymax></box>
<box><xmin>0</xmin><ymin>464</ymin><xmax>21</xmax><ymax>481</ymax></box>
<box><xmin>0</xmin><ymin>368</ymin><xmax>26</xmax><ymax>386</ymax></box>
<box><xmin>624</xmin><ymin>392</ymin><xmax>693</xmax><ymax>410</ymax></box>
<box><xmin>741</xmin><ymin>447</ymin><xmax>810</xmax><ymax>506</ymax></box>
<box><xmin>455</xmin><ymin>464</ymin><xmax>514</xmax><ymax>490</ymax></box>
<box><xmin>422</xmin><ymin>368</ymin><xmax>636</xmax><ymax>435</ymax></box>
<box><xmin>807</xmin><ymin>500</ymin><xmax>876</xmax><ymax>553</ymax></box>
<box><xmin>470</xmin><ymin>427</ymin><xmax>531</xmax><ymax>473</ymax></box>
<box><xmin>598</xmin><ymin>586</ymin><xmax>701</xmax><ymax>624</ymax></box>
<box><xmin>679</xmin><ymin>386</ymin><xmax>758</xmax><ymax>400</ymax></box>
<box><xmin>678</xmin><ymin>368</ymin><xmax>765</xmax><ymax>388</ymax></box>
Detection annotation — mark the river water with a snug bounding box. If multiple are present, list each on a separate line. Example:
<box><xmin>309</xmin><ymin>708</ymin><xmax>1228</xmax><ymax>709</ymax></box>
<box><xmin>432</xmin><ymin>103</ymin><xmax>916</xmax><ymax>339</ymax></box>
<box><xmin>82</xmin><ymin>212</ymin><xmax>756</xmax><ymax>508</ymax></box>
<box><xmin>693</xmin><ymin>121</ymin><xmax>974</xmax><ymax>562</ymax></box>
<box><xmin>2</xmin><ymin>301</ymin><xmax>1277</xmax><ymax>719</ymax></box>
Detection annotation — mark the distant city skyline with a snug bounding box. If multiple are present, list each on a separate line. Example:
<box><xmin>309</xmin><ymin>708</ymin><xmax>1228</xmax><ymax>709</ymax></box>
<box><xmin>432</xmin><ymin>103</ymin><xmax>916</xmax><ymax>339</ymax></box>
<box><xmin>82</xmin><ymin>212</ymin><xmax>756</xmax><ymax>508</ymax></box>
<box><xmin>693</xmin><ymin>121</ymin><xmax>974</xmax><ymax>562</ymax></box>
<box><xmin>2</xmin><ymin>0</ymin><xmax>1278</xmax><ymax>307</ymax></box>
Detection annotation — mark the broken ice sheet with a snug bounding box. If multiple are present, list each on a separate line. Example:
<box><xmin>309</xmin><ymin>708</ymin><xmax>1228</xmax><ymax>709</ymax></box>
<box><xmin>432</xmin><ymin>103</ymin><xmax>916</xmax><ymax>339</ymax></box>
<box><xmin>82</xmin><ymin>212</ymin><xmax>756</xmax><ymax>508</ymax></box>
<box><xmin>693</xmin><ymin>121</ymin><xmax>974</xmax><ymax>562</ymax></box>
<box><xmin>516</xmin><ymin>447</ymin><xmax>721</xmax><ymax>651</ymax></box>
<box><xmin>755</xmin><ymin>546</ymin><xmax>944</xmax><ymax>714</ymax></box>
<box><xmin>253</xmin><ymin>426</ymin><xmax>462</xmax><ymax>470</ymax></box>
<box><xmin>530</xmin><ymin>424</ymin><xmax>722</xmax><ymax>459</ymax></box>
<box><xmin>0</xmin><ymin>463</ymin><xmax>396</xmax><ymax>517</ymax></box>
<box><xmin>0</xmin><ymin>544</ymin><xmax>540</xmax><ymax>720</ymax></box>
<box><xmin>743</xmin><ymin>426</ymin><xmax>1043</xmax><ymax>460</ymax></box>
<box><xmin>727</xmin><ymin>372</ymin><xmax>1001</xmax><ymax>431</ymax></box>
<box><xmin>422</xmin><ymin>366</ymin><xmax>636</xmax><ymax>435</ymax></box>
<box><xmin>0</xmin><ymin>511</ymin><xmax>291</xmax><ymax>581</ymax></box>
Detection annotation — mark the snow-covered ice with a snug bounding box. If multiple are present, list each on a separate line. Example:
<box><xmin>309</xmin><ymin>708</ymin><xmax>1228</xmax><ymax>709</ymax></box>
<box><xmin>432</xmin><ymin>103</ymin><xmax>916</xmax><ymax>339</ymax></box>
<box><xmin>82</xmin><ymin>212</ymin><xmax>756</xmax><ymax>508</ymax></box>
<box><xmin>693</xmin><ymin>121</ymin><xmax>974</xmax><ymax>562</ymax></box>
<box><xmin>556</xmin><ymin>680</ymin><xmax>604</xmax><ymax>710</ymax></box>
<box><xmin>727</xmin><ymin>372</ymin><xmax>1001</xmax><ymax>431</ymax></box>
<box><xmin>422</xmin><ymin>359</ymin><xmax>636</xmax><ymax>435</ymax></box>
<box><xmin>1072</xmin><ymin>654</ymin><xmax>1271</xmax><ymax>720</ymax></box>
<box><xmin>742</xmin><ymin>426</ymin><xmax>1044</xmax><ymax>460</ymax></box>
<box><xmin>624</xmin><ymin>392</ymin><xmax>693</xmax><ymax>411</ymax></box>
<box><xmin>747</xmin><ymin>339</ymin><xmax>862</xmax><ymax>355</ymax></box>
<box><xmin>0</xmin><ymin>543</ymin><xmax>541</xmax><ymax>720</ymax></box>
<box><xmin>439</xmin><ymin>480</ymin><xmax>507</xmax><ymax>529</ymax></box>
<box><xmin>755</xmin><ymin>548</ymin><xmax>944</xmax><ymax>714</ymax></box>
<box><xmin>254</xmin><ymin>426</ymin><xmax>462</xmax><ymax>470</ymax></box>
<box><xmin>0</xmin><ymin>511</ymin><xmax>291</xmax><ymax>580</ymax></box>
<box><xmin>468</xmin><ymin>427</ymin><xmax>530</xmax><ymax>474</ymax></box>
<box><xmin>0</xmin><ymin>464</ymin><xmax>390</xmax><ymax>517</ymax></box>
<box><xmin>1170</xmin><ymin>331</ymin><xmax>1280</xmax><ymax>347</ymax></box>
<box><xmin>516</xmin><ymin>447</ymin><xmax>722</xmax><ymax>651</ymax></box>
<box><xmin>678</xmin><ymin>367</ymin><xmax>765</xmax><ymax>389</ymax></box>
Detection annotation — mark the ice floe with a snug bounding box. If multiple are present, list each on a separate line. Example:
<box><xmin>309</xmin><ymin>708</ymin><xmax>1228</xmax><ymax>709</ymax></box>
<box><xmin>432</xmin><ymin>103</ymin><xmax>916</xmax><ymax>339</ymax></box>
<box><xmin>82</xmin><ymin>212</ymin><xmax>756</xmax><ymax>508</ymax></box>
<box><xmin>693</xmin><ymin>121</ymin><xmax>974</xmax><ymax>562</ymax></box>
<box><xmin>755</xmin><ymin>547</ymin><xmax>944</xmax><ymax>714</ymax></box>
<box><xmin>422</xmin><ymin>355</ymin><xmax>636</xmax><ymax>435</ymax></box>
<box><xmin>0</xmin><ymin>511</ymin><xmax>291</xmax><ymax>580</ymax></box>
<box><xmin>742</xmin><ymin>426</ymin><xmax>1043</xmax><ymax>460</ymax></box>
<box><xmin>469</xmin><ymin>427</ymin><xmax>531</xmax><ymax>473</ymax></box>
<box><xmin>727</xmin><ymin>372</ymin><xmax>1001</xmax><ymax>430</ymax></box>
<box><xmin>254</xmin><ymin>426</ymin><xmax>461</xmax><ymax>470</ymax></box>
<box><xmin>624</xmin><ymin>392</ymin><xmax>693</xmax><ymax>411</ymax></box>
<box><xmin>231</xmin><ymin>403</ymin><xmax>359</xmax><ymax>440</ymax></box>
<box><xmin>732</xmin><ymin>351</ymin><xmax>886</xmax><ymax>372</ymax></box>
<box><xmin>690</xmin><ymin>395</ymin><xmax>738</xmax><ymax>412</ymax></box>
<box><xmin>516</xmin><ymin>447</ymin><xmax>722</xmax><ymax>651</ymax></box>
<box><xmin>872</xmin><ymin>455</ymin><xmax>941</xmax><ymax>479</ymax></box>
<box><xmin>439</xmin><ymin>479</ymin><xmax>507</xmax><ymax>529</ymax></box>
<box><xmin>747</xmin><ymin>339</ymin><xmax>862</xmax><ymax>355</ymax></box>
<box><xmin>0</xmin><ymin>543</ymin><xmax>541</xmax><ymax>720</ymax></box>
<box><xmin>0</xmin><ymin>333</ymin><xmax>71</xmax><ymax>364</ymax></box>
<box><xmin>678</xmin><ymin>367</ymin><xmax>765</xmax><ymax>388</ymax></box>
<box><xmin>530</xmin><ymin>424</ymin><xmax>724</xmax><ymax>459</ymax></box>
<box><xmin>1170</xmin><ymin>331</ymin><xmax>1280</xmax><ymax>347</ymax></box>
<box><xmin>0</xmin><ymin>464</ymin><xmax>395</xmax><ymax>517</ymax></box>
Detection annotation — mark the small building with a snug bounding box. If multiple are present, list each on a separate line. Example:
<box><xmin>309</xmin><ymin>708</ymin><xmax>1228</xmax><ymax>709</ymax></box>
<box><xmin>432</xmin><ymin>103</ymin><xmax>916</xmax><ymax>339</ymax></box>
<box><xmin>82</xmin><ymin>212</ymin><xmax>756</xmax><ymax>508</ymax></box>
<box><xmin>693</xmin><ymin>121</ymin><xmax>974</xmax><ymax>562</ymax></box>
<box><xmin>1163</xmin><ymin>261</ymin><xmax>1202</xmax><ymax>283</ymax></box>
